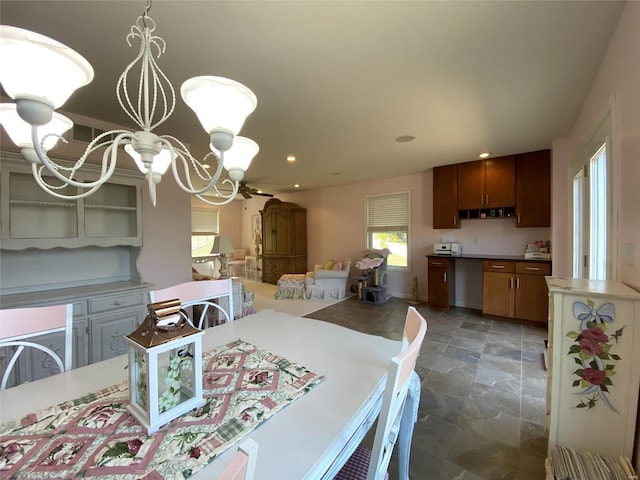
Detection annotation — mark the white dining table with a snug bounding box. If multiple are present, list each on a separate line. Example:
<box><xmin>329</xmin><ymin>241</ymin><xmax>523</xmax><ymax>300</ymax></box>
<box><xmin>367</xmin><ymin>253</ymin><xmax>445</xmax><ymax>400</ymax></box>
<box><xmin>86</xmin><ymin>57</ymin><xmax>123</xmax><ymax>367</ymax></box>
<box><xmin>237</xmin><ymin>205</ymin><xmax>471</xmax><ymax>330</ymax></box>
<box><xmin>0</xmin><ymin>308</ymin><xmax>418</xmax><ymax>479</ymax></box>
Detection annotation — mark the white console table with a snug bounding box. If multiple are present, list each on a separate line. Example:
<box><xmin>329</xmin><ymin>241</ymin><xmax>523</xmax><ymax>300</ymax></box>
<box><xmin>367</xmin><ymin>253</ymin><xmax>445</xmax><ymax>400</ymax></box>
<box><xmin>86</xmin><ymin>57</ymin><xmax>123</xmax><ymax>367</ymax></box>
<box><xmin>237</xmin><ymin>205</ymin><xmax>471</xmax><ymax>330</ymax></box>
<box><xmin>546</xmin><ymin>277</ymin><xmax>640</xmax><ymax>460</ymax></box>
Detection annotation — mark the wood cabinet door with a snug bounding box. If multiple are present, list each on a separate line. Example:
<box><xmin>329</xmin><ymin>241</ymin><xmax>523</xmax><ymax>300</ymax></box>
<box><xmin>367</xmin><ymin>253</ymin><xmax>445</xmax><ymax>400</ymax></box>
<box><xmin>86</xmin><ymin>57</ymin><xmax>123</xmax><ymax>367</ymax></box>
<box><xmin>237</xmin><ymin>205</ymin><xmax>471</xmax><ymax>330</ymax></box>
<box><xmin>433</xmin><ymin>164</ymin><xmax>459</xmax><ymax>229</ymax></box>
<box><xmin>482</xmin><ymin>272</ymin><xmax>514</xmax><ymax>318</ymax></box>
<box><xmin>484</xmin><ymin>156</ymin><xmax>515</xmax><ymax>208</ymax></box>
<box><xmin>457</xmin><ymin>160</ymin><xmax>485</xmax><ymax>210</ymax></box>
<box><xmin>516</xmin><ymin>150</ymin><xmax>551</xmax><ymax>227</ymax></box>
<box><xmin>263</xmin><ymin>210</ymin><xmax>291</xmax><ymax>255</ymax></box>
<box><xmin>515</xmin><ymin>274</ymin><xmax>549</xmax><ymax>323</ymax></box>
<box><xmin>427</xmin><ymin>266</ymin><xmax>449</xmax><ymax>309</ymax></box>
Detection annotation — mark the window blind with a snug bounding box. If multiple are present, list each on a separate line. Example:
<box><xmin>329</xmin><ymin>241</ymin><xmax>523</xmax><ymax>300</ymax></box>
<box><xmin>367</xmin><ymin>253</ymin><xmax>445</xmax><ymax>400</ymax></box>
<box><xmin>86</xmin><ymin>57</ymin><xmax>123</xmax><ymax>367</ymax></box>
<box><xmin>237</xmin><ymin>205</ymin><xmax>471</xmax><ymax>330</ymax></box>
<box><xmin>366</xmin><ymin>192</ymin><xmax>409</xmax><ymax>232</ymax></box>
<box><xmin>191</xmin><ymin>207</ymin><xmax>219</xmax><ymax>234</ymax></box>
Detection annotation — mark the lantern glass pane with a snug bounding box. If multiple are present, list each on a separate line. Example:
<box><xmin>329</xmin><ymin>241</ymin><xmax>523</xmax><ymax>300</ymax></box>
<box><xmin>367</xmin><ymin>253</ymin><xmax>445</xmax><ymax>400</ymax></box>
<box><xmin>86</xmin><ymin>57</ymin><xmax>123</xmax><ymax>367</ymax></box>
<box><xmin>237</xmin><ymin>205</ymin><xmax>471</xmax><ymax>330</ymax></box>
<box><xmin>157</xmin><ymin>344</ymin><xmax>196</xmax><ymax>414</ymax></box>
<box><xmin>134</xmin><ymin>350</ymin><xmax>147</xmax><ymax>410</ymax></box>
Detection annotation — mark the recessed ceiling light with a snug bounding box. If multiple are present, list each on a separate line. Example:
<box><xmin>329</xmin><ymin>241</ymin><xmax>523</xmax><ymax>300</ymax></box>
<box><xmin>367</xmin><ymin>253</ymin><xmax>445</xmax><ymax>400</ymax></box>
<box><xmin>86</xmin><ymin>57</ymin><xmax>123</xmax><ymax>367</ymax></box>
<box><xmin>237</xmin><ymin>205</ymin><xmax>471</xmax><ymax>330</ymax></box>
<box><xmin>395</xmin><ymin>135</ymin><xmax>415</xmax><ymax>143</ymax></box>
<box><xmin>287</xmin><ymin>155</ymin><xmax>296</xmax><ymax>162</ymax></box>
<box><xmin>202</xmin><ymin>164</ymin><xmax>210</xmax><ymax>169</ymax></box>
<box><xmin>294</xmin><ymin>184</ymin><xmax>300</xmax><ymax>188</ymax></box>
<box><xmin>478</xmin><ymin>152</ymin><xmax>491</xmax><ymax>158</ymax></box>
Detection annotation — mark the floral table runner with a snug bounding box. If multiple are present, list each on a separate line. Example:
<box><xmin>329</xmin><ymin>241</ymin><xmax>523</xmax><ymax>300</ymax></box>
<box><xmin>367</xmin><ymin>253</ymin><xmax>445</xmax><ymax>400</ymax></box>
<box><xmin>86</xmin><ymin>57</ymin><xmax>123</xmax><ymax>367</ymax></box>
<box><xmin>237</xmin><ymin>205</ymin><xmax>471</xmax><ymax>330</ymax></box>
<box><xmin>0</xmin><ymin>339</ymin><xmax>325</xmax><ymax>479</ymax></box>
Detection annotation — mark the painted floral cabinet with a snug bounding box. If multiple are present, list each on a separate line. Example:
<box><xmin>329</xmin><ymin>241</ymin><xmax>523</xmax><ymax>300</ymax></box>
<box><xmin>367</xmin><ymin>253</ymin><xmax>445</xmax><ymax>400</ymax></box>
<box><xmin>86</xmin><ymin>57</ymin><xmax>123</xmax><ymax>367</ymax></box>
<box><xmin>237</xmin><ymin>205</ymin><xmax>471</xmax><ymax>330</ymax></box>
<box><xmin>545</xmin><ymin>277</ymin><xmax>640</xmax><ymax>459</ymax></box>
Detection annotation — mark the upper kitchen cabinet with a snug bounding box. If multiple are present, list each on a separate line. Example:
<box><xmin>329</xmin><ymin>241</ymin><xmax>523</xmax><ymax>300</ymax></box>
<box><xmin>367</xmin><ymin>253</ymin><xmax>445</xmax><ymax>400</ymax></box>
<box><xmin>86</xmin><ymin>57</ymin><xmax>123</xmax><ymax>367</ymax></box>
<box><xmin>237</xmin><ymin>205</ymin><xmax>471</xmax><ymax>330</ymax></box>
<box><xmin>432</xmin><ymin>164</ymin><xmax>459</xmax><ymax>229</ymax></box>
<box><xmin>0</xmin><ymin>153</ymin><xmax>142</xmax><ymax>250</ymax></box>
<box><xmin>458</xmin><ymin>156</ymin><xmax>515</xmax><ymax>210</ymax></box>
<box><xmin>515</xmin><ymin>149</ymin><xmax>551</xmax><ymax>227</ymax></box>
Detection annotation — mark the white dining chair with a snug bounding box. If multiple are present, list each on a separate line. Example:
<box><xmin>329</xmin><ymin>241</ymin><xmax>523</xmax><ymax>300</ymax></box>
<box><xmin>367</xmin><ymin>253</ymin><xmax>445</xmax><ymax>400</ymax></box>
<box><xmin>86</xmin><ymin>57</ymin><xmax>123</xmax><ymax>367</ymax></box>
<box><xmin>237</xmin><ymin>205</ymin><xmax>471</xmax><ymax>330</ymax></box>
<box><xmin>335</xmin><ymin>306</ymin><xmax>427</xmax><ymax>480</ymax></box>
<box><xmin>217</xmin><ymin>438</ymin><xmax>259</xmax><ymax>480</ymax></box>
<box><xmin>0</xmin><ymin>303</ymin><xmax>74</xmax><ymax>390</ymax></box>
<box><xmin>149</xmin><ymin>279</ymin><xmax>233</xmax><ymax>329</ymax></box>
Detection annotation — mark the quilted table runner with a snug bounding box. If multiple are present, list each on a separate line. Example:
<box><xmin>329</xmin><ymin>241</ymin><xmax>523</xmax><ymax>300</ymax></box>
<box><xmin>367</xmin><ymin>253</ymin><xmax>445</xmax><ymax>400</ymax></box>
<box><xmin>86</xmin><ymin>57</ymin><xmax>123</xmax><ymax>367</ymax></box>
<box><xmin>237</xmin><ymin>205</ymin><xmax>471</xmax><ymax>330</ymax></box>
<box><xmin>0</xmin><ymin>339</ymin><xmax>325</xmax><ymax>479</ymax></box>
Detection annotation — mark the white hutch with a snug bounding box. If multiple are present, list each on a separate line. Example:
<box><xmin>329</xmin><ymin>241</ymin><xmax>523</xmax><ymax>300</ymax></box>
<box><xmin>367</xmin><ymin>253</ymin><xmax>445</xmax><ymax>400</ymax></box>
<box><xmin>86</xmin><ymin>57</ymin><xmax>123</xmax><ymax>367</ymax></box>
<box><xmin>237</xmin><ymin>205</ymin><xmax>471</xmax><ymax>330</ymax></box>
<box><xmin>0</xmin><ymin>153</ymin><xmax>150</xmax><ymax>387</ymax></box>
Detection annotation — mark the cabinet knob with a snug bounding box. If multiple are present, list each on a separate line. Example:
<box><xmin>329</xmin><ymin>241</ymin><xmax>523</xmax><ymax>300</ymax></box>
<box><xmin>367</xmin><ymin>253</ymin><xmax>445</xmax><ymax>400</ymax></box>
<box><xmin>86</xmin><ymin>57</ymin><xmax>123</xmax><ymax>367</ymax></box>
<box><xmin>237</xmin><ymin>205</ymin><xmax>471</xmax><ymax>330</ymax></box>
<box><xmin>492</xmin><ymin>265</ymin><xmax>505</xmax><ymax>269</ymax></box>
<box><xmin>114</xmin><ymin>300</ymin><xmax>124</xmax><ymax>306</ymax></box>
<box><xmin>525</xmin><ymin>267</ymin><xmax>541</xmax><ymax>271</ymax></box>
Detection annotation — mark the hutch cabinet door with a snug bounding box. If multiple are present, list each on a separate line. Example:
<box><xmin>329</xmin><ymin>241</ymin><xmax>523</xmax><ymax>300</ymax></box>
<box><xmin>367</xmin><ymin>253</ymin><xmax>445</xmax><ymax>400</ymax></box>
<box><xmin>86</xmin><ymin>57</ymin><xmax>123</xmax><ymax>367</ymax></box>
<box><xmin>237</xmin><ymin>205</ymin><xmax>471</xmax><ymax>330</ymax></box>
<box><xmin>90</xmin><ymin>310</ymin><xmax>143</xmax><ymax>363</ymax></box>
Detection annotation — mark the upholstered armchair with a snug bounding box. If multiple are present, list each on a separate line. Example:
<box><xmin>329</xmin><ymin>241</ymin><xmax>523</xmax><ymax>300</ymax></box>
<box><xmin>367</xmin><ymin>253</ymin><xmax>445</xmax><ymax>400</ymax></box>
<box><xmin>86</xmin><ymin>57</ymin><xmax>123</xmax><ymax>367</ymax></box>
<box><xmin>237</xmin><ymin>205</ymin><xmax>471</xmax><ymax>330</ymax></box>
<box><xmin>305</xmin><ymin>259</ymin><xmax>352</xmax><ymax>300</ymax></box>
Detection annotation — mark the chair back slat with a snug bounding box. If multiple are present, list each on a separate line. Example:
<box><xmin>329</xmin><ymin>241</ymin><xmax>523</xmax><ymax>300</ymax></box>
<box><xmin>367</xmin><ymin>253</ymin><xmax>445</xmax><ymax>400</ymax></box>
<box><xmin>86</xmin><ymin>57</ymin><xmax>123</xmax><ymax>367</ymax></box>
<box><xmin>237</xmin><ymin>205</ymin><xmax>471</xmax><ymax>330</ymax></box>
<box><xmin>0</xmin><ymin>304</ymin><xmax>69</xmax><ymax>340</ymax></box>
<box><xmin>150</xmin><ymin>279</ymin><xmax>231</xmax><ymax>304</ymax></box>
<box><xmin>149</xmin><ymin>279</ymin><xmax>234</xmax><ymax>329</ymax></box>
<box><xmin>0</xmin><ymin>303</ymin><xmax>74</xmax><ymax>390</ymax></box>
<box><xmin>395</xmin><ymin>307</ymin><xmax>427</xmax><ymax>389</ymax></box>
<box><xmin>367</xmin><ymin>306</ymin><xmax>427</xmax><ymax>480</ymax></box>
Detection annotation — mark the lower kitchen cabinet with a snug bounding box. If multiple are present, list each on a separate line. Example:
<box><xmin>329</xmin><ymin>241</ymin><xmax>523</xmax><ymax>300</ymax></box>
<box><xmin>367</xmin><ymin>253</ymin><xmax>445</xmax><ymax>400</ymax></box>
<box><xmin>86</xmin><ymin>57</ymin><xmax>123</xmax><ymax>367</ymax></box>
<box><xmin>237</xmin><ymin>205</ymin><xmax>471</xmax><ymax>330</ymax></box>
<box><xmin>427</xmin><ymin>257</ymin><xmax>455</xmax><ymax>310</ymax></box>
<box><xmin>0</xmin><ymin>283</ymin><xmax>148</xmax><ymax>387</ymax></box>
<box><xmin>482</xmin><ymin>260</ymin><xmax>551</xmax><ymax>323</ymax></box>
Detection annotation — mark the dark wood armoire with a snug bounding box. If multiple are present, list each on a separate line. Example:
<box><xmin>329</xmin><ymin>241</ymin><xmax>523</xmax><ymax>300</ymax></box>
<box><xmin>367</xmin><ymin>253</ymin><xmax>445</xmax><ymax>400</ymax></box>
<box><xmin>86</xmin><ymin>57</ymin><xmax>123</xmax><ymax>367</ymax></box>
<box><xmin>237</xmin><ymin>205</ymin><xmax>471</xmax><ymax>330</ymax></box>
<box><xmin>260</xmin><ymin>198</ymin><xmax>307</xmax><ymax>284</ymax></box>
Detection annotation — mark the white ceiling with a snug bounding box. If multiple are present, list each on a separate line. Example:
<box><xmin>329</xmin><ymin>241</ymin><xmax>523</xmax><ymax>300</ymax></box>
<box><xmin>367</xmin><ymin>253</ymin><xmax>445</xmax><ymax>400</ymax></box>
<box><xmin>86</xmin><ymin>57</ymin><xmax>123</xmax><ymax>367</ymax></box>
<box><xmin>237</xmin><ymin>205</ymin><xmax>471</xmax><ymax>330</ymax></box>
<box><xmin>0</xmin><ymin>1</ymin><xmax>626</xmax><ymax>196</ymax></box>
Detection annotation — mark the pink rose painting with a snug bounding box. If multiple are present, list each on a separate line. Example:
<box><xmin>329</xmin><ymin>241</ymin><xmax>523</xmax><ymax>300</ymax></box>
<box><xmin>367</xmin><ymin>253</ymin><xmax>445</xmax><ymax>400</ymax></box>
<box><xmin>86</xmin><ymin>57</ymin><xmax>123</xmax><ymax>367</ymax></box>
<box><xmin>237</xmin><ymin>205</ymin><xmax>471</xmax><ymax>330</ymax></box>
<box><xmin>567</xmin><ymin>300</ymin><xmax>624</xmax><ymax>412</ymax></box>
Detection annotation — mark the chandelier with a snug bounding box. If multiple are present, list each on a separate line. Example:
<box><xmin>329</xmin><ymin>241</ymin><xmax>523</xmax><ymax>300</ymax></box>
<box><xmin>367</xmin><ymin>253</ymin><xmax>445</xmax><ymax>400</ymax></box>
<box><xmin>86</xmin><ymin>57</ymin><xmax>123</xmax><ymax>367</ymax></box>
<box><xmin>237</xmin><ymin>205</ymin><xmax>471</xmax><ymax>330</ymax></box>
<box><xmin>0</xmin><ymin>2</ymin><xmax>258</xmax><ymax>206</ymax></box>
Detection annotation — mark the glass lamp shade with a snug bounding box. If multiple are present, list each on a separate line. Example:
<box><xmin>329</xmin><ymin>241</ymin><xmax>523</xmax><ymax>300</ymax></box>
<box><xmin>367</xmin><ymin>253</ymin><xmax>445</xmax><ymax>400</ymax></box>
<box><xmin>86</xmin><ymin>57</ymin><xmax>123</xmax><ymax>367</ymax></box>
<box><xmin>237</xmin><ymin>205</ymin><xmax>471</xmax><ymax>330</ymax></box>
<box><xmin>211</xmin><ymin>234</ymin><xmax>235</xmax><ymax>255</ymax></box>
<box><xmin>181</xmin><ymin>76</ymin><xmax>257</xmax><ymax>137</ymax></box>
<box><xmin>0</xmin><ymin>103</ymin><xmax>73</xmax><ymax>150</ymax></box>
<box><xmin>0</xmin><ymin>26</ymin><xmax>94</xmax><ymax>109</ymax></box>
<box><xmin>211</xmin><ymin>136</ymin><xmax>259</xmax><ymax>173</ymax></box>
<box><xmin>124</xmin><ymin>144</ymin><xmax>175</xmax><ymax>175</ymax></box>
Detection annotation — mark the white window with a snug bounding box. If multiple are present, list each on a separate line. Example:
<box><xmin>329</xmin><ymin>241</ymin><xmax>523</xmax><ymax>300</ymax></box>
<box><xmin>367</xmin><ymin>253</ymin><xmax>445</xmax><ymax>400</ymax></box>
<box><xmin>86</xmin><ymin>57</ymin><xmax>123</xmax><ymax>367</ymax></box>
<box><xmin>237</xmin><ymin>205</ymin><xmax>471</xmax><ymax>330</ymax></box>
<box><xmin>572</xmin><ymin>102</ymin><xmax>618</xmax><ymax>281</ymax></box>
<box><xmin>589</xmin><ymin>144</ymin><xmax>608</xmax><ymax>280</ymax></box>
<box><xmin>365</xmin><ymin>191</ymin><xmax>410</xmax><ymax>270</ymax></box>
<box><xmin>191</xmin><ymin>207</ymin><xmax>219</xmax><ymax>257</ymax></box>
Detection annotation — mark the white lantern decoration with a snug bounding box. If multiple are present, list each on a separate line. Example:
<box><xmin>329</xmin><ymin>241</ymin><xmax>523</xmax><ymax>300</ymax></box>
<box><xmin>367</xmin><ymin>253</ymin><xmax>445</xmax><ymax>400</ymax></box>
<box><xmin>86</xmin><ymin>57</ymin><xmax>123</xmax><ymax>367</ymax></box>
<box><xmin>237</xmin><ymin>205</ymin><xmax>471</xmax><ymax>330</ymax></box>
<box><xmin>124</xmin><ymin>299</ymin><xmax>205</xmax><ymax>434</ymax></box>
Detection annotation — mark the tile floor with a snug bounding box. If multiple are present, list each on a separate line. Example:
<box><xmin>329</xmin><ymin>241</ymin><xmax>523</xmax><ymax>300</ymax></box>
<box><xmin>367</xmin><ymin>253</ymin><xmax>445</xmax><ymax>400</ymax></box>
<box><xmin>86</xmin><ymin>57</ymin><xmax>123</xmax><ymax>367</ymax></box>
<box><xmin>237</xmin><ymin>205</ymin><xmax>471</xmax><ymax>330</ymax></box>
<box><xmin>304</xmin><ymin>296</ymin><xmax>549</xmax><ymax>480</ymax></box>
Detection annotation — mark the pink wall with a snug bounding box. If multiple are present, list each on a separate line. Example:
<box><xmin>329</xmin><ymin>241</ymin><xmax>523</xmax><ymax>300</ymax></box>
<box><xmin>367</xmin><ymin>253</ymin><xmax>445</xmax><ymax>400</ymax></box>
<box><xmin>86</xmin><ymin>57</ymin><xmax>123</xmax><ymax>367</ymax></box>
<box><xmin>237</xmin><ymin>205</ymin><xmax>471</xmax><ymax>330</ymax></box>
<box><xmin>551</xmin><ymin>2</ymin><xmax>640</xmax><ymax>291</ymax></box>
<box><xmin>230</xmin><ymin>172</ymin><xmax>550</xmax><ymax>302</ymax></box>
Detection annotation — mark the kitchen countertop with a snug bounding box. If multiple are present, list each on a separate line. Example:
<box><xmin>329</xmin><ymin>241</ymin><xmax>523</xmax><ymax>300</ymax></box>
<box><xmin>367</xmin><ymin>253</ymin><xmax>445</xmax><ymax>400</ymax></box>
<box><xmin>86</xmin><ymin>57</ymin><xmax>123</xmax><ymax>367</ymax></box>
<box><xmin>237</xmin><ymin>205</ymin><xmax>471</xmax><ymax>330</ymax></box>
<box><xmin>426</xmin><ymin>253</ymin><xmax>552</xmax><ymax>262</ymax></box>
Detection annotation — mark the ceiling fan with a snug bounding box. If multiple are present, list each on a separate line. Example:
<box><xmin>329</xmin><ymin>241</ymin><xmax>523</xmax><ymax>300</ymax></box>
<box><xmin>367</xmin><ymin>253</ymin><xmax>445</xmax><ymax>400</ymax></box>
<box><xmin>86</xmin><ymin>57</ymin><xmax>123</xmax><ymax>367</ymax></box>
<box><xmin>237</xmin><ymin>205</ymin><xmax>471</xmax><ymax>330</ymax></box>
<box><xmin>237</xmin><ymin>181</ymin><xmax>274</xmax><ymax>199</ymax></box>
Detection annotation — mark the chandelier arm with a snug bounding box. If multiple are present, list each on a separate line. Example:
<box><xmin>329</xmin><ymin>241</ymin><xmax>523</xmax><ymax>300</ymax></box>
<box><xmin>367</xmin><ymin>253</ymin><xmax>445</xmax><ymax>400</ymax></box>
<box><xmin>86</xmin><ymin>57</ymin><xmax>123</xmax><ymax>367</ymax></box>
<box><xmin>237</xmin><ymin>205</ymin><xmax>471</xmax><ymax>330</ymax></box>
<box><xmin>158</xmin><ymin>138</ymin><xmax>232</xmax><ymax>197</ymax></box>
<box><xmin>166</xmin><ymin>147</ymin><xmax>218</xmax><ymax>195</ymax></box>
<box><xmin>30</xmin><ymin>127</ymin><xmax>127</xmax><ymax>189</ymax></box>
<box><xmin>160</xmin><ymin>135</ymin><xmax>214</xmax><ymax>182</ymax></box>
<box><xmin>31</xmin><ymin>163</ymin><xmax>104</xmax><ymax>200</ymax></box>
<box><xmin>194</xmin><ymin>185</ymin><xmax>240</xmax><ymax>207</ymax></box>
